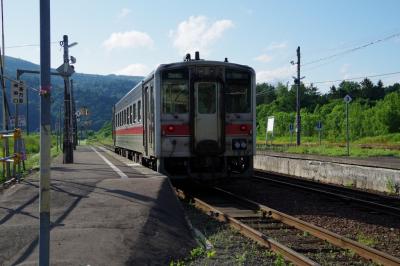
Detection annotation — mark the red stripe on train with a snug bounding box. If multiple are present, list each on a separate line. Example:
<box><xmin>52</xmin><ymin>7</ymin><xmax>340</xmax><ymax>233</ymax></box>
<box><xmin>116</xmin><ymin>123</ymin><xmax>252</xmax><ymax>136</ymax></box>
<box><xmin>225</xmin><ymin>124</ymin><xmax>252</xmax><ymax>135</ymax></box>
<box><xmin>115</xmin><ymin>126</ymin><xmax>144</xmax><ymax>135</ymax></box>
<box><xmin>162</xmin><ymin>124</ymin><xmax>190</xmax><ymax>136</ymax></box>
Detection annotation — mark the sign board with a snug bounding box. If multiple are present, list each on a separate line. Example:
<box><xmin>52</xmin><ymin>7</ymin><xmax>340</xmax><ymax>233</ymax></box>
<box><xmin>344</xmin><ymin>94</ymin><xmax>352</xmax><ymax>103</ymax></box>
<box><xmin>9</xmin><ymin>115</ymin><xmax>26</xmax><ymax>128</ymax></box>
<box><xmin>80</xmin><ymin>107</ymin><xmax>89</xmax><ymax>116</ymax></box>
<box><xmin>289</xmin><ymin>123</ymin><xmax>294</xmax><ymax>133</ymax></box>
<box><xmin>266</xmin><ymin>116</ymin><xmax>275</xmax><ymax>133</ymax></box>
<box><xmin>316</xmin><ymin>121</ymin><xmax>322</xmax><ymax>130</ymax></box>
<box><xmin>56</xmin><ymin>63</ymin><xmax>75</xmax><ymax>76</ymax></box>
<box><xmin>11</xmin><ymin>81</ymin><xmax>26</xmax><ymax>104</ymax></box>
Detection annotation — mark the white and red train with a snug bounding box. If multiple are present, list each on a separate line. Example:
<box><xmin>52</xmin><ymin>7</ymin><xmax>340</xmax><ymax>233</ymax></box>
<box><xmin>113</xmin><ymin>53</ymin><xmax>255</xmax><ymax>180</ymax></box>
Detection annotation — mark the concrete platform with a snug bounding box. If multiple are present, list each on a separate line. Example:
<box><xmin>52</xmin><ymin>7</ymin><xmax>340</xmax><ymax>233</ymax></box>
<box><xmin>0</xmin><ymin>145</ymin><xmax>196</xmax><ymax>265</ymax></box>
<box><xmin>255</xmin><ymin>152</ymin><xmax>400</xmax><ymax>195</ymax></box>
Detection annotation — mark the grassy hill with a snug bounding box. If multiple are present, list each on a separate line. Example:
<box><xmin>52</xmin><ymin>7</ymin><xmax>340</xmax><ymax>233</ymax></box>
<box><xmin>1</xmin><ymin>56</ymin><xmax>143</xmax><ymax>131</ymax></box>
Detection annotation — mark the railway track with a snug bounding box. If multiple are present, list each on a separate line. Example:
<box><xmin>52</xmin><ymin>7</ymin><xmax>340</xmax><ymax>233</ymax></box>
<box><xmin>176</xmin><ymin>185</ymin><xmax>400</xmax><ymax>266</ymax></box>
<box><xmin>254</xmin><ymin>170</ymin><xmax>400</xmax><ymax>217</ymax></box>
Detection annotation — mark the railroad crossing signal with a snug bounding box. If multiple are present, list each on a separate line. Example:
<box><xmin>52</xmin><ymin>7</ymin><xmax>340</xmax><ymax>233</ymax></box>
<box><xmin>56</xmin><ymin>62</ymin><xmax>75</xmax><ymax>76</ymax></box>
<box><xmin>11</xmin><ymin>81</ymin><xmax>26</xmax><ymax>104</ymax></box>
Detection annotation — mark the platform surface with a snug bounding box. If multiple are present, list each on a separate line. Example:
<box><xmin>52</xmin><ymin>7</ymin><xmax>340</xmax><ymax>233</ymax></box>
<box><xmin>257</xmin><ymin>150</ymin><xmax>400</xmax><ymax>170</ymax></box>
<box><xmin>0</xmin><ymin>145</ymin><xmax>195</xmax><ymax>265</ymax></box>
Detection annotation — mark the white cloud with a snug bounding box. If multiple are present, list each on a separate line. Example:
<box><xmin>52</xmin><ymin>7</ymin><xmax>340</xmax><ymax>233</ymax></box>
<box><xmin>170</xmin><ymin>16</ymin><xmax>234</xmax><ymax>55</ymax></box>
<box><xmin>114</xmin><ymin>64</ymin><xmax>150</xmax><ymax>76</ymax></box>
<box><xmin>266</xmin><ymin>41</ymin><xmax>288</xmax><ymax>51</ymax></box>
<box><xmin>118</xmin><ymin>8</ymin><xmax>131</xmax><ymax>19</ymax></box>
<box><xmin>254</xmin><ymin>54</ymin><xmax>273</xmax><ymax>63</ymax></box>
<box><xmin>256</xmin><ymin>65</ymin><xmax>295</xmax><ymax>83</ymax></box>
<box><xmin>103</xmin><ymin>31</ymin><xmax>154</xmax><ymax>50</ymax></box>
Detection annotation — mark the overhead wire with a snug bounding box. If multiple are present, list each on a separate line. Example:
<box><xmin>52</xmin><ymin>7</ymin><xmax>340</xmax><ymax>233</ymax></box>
<box><xmin>6</xmin><ymin>42</ymin><xmax>58</xmax><ymax>49</ymax></box>
<box><xmin>305</xmin><ymin>71</ymin><xmax>400</xmax><ymax>85</ymax></box>
<box><xmin>301</xmin><ymin>31</ymin><xmax>400</xmax><ymax>67</ymax></box>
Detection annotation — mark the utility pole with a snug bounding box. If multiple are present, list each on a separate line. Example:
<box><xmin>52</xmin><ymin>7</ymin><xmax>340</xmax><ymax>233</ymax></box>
<box><xmin>61</xmin><ymin>35</ymin><xmax>74</xmax><ymax>163</ymax></box>
<box><xmin>0</xmin><ymin>0</ymin><xmax>9</xmax><ymax>132</ymax></box>
<box><xmin>71</xmin><ymin>79</ymin><xmax>77</xmax><ymax>149</ymax></box>
<box><xmin>58</xmin><ymin>106</ymin><xmax>62</xmax><ymax>151</ymax></box>
<box><xmin>26</xmin><ymin>86</ymin><xmax>29</xmax><ymax>135</ymax></box>
<box><xmin>39</xmin><ymin>0</ymin><xmax>51</xmax><ymax>265</ymax></box>
<box><xmin>296</xmin><ymin>46</ymin><xmax>301</xmax><ymax>146</ymax></box>
<box><xmin>291</xmin><ymin>46</ymin><xmax>303</xmax><ymax>146</ymax></box>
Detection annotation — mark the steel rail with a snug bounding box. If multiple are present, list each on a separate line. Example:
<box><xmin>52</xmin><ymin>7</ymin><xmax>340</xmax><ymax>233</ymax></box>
<box><xmin>175</xmin><ymin>189</ymin><xmax>320</xmax><ymax>266</ymax></box>
<box><xmin>253</xmin><ymin>172</ymin><xmax>400</xmax><ymax>217</ymax></box>
<box><xmin>215</xmin><ymin>187</ymin><xmax>400</xmax><ymax>266</ymax></box>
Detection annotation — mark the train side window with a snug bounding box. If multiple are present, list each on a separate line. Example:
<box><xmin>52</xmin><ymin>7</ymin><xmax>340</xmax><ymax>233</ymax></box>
<box><xmin>124</xmin><ymin>109</ymin><xmax>127</xmax><ymax>125</ymax></box>
<box><xmin>126</xmin><ymin>108</ymin><xmax>129</xmax><ymax>124</ymax></box>
<box><xmin>138</xmin><ymin>100</ymin><xmax>141</xmax><ymax>122</ymax></box>
<box><xmin>133</xmin><ymin>103</ymin><xmax>136</xmax><ymax>123</ymax></box>
<box><xmin>129</xmin><ymin>105</ymin><xmax>132</xmax><ymax>124</ymax></box>
<box><xmin>118</xmin><ymin>112</ymin><xmax>120</xmax><ymax>127</ymax></box>
<box><xmin>127</xmin><ymin>108</ymin><xmax>129</xmax><ymax>124</ymax></box>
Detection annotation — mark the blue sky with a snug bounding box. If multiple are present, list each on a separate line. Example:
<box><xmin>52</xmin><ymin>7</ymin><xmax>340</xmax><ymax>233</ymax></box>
<box><xmin>4</xmin><ymin>0</ymin><xmax>400</xmax><ymax>92</ymax></box>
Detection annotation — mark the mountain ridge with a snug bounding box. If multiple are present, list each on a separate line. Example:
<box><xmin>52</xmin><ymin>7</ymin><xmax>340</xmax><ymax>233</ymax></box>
<box><xmin>1</xmin><ymin>56</ymin><xmax>143</xmax><ymax>131</ymax></box>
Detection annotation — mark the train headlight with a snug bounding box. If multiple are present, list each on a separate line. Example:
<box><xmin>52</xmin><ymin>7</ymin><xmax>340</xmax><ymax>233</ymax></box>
<box><xmin>234</xmin><ymin>141</ymin><xmax>241</xmax><ymax>149</ymax></box>
<box><xmin>232</xmin><ymin>139</ymin><xmax>247</xmax><ymax>150</ymax></box>
<box><xmin>240</xmin><ymin>141</ymin><xmax>247</xmax><ymax>149</ymax></box>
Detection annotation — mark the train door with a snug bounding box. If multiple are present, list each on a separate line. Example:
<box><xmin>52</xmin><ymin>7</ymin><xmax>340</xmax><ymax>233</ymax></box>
<box><xmin>194</xmin><ymin>81</ymin><xmax>222</xmax><ymax>154</ymax></box>
<box><xmin>143</xmin><ymin>84</ymin><xmax>154</xmax><ymax>156</ymax></box>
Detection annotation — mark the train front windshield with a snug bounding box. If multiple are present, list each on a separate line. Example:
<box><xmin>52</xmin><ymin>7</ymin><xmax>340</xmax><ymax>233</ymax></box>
<box><xmin>225</xmin><ymin>70</ymin><xmax>251</xmax><ymax>113</ymax></box>
<box><xmin>161</xmin><ymin>67</ymin><xmax>251</xmax><ymax>114</ymax></box>
<box><xmin>162</xmin><ymin>70</ymin><xmax>189</xmax><ymax>114</ymax></box>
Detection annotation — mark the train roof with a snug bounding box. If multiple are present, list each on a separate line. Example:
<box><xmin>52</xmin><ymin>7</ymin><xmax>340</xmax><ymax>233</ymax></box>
<box><xmin>115</xmin><ymin>59</ymin><xmax>255</xmax><ymax>107</ymax></box>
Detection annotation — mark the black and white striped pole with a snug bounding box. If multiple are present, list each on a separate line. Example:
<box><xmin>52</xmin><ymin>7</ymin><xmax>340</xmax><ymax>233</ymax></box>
<box><xmin>39</xmin><ymin>0</ymin><xmax>51</xmax><ymax>265</ymax></box>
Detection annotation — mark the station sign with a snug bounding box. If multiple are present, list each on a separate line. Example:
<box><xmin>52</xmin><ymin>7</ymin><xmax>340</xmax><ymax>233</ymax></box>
<box><xmin>11</xmin><ymin>81</ymin><xmax>26</xmax><ymax>104</ymax></box>
<box><xmin>266</xmin><ymin>116</ymin><xmax>274</xmax><ymax>133</ymax></box>
<box><xmin>9</xmin><ymin>115</ymin><xmax>26</xmax><ymax>127</ymax></box>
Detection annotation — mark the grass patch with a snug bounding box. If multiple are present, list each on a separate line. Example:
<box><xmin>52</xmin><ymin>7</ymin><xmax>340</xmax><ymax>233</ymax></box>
<box><xmin>0</xmin><ymin>133</ymin><xmax>61</xmax><ymax>183</ymax></box>
<box><xmin>87</xmin><ymin>121</ymin><xmax>113</xmax><ymax>146</ymax></box>
<box><xmin>356</xmin><ymin>233</ymin><xmax>377</xmax><ymax>247</ymax></box>
<box><xmin>386</xmin><ymin>177</ymin><xmax>399</xmax><ymax>195</ymax></box>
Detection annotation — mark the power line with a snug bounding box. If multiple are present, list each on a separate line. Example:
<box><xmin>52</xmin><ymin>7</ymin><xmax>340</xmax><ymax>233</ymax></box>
<box><xmin>302</xmin><ymin>31</ymin><xmax>400</xmax><ymax>67</ymax></box>
<box><xmin>306</xmin><ymin>71</ymin><xmax>400</xmax><ymax>85</ymax></box>
<box><xmin>5</xmin><ymin>42</ymin><xmax>58</xmax><ymax>49</ymax></box>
